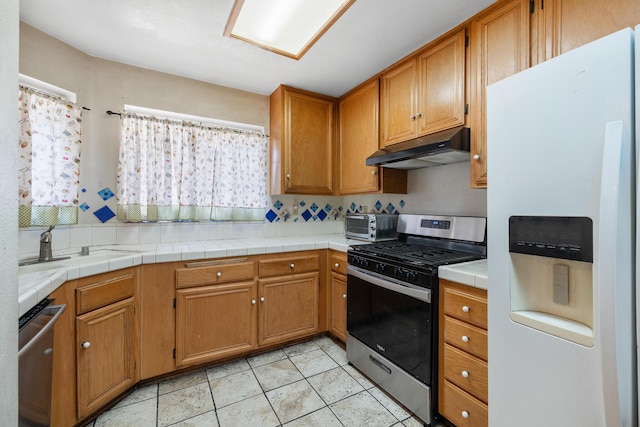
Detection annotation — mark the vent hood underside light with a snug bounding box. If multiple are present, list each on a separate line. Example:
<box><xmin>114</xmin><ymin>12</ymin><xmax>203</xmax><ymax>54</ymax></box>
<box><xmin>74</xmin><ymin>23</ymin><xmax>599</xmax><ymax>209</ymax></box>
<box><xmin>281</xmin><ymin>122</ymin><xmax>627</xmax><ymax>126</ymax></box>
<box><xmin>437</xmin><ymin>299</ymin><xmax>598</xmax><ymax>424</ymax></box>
<box><xmin>366</xmin><ymin>126</ymin><xmax>471</xmax><ymax>170</ymax></box>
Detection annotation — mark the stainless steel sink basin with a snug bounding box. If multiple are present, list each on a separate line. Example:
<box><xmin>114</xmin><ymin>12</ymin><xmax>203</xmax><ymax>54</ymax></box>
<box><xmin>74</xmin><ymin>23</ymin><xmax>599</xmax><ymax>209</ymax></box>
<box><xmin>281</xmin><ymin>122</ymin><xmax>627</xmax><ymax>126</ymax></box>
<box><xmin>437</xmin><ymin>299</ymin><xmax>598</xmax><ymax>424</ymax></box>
<box><xmin>18</xmin><ymin>249</ymin><xmax>141</xmax><ymax>273</ymax></box>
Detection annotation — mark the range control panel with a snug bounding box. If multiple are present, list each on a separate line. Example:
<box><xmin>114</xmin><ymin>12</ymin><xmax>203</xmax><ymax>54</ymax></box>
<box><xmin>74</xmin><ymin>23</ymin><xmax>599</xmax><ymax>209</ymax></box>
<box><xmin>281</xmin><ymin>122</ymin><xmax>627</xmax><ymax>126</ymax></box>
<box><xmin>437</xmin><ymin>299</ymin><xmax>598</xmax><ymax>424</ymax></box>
<box><xmin>508</xmin><ymin>216</ymin><xmax>593</xmax><ymax>262</ymax></box>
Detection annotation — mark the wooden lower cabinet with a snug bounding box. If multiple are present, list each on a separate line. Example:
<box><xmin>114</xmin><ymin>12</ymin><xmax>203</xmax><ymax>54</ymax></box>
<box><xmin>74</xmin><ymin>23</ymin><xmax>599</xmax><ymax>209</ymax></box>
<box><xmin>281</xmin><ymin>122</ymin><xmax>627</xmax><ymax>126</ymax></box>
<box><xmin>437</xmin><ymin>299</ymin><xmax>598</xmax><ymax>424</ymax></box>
<box><xmin>258</xmin><ymin>272</ymin><xmax>319</xmax><ymax>347</ymax></box>
<box><xmin>328</xmin><ymin>251</ymin><xmax>348</xmax><ymax>341</ymax></box>
<box><xmin>175</xmin><ymin>281</ymin><xmax>257</xmax><ymax>367</ymax></box>
<box><xmin>438</xmin><ymin>279</ymin><xmax>488</xmax><ymax>427</ymax></box>
<box><xmin>76</xmin><ymin>298</ymin><xmax>136</xmax><ymax>419</ymax></box>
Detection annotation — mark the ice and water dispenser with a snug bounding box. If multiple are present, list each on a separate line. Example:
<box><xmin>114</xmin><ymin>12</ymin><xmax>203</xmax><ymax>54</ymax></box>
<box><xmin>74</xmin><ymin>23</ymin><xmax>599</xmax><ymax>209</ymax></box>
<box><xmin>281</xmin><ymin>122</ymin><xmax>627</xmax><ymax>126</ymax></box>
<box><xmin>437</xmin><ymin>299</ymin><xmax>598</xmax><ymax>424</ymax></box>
<box><xmin>508</xmin><ymin>216</ymin><xmax>594</xmax><ymax>346</ymax></box>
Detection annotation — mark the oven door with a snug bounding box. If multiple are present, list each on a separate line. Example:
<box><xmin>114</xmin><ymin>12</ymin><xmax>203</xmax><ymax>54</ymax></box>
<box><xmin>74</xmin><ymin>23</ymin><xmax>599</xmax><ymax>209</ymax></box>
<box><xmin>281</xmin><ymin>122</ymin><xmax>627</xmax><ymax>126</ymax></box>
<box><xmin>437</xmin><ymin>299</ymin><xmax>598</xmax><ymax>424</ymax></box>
<box><xmin>347</xmin><ymin>265</ymin><xmax>433</xmax><ymax>384</ymax></box>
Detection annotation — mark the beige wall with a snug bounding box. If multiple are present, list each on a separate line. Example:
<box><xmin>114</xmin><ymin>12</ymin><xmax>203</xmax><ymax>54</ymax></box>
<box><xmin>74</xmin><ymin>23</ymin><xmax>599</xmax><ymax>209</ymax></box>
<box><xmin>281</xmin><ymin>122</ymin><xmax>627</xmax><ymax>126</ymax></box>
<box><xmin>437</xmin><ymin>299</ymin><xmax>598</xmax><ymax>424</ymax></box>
<box><xmin>19</xmin><ymin>23</ymin><xmax>269</xmax><ymax>224</ymax></box>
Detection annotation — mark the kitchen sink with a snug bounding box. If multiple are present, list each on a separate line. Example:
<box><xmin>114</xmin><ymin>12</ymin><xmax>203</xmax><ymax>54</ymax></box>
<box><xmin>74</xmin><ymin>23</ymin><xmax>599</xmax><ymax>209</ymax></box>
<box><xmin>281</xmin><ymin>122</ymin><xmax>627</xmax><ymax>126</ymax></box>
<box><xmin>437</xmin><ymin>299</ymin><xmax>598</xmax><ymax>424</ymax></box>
<box><xmin>18</xmin><ymin>249</ymin><xmax>141</xmax><ymax>273</ymax></box>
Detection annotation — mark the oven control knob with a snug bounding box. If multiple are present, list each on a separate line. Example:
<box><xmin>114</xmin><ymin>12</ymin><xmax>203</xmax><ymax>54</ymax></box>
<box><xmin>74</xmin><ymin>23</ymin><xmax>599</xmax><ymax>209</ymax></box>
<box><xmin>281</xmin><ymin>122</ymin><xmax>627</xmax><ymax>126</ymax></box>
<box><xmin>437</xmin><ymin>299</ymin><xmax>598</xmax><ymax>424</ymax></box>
<box><xmin>394</xmin><ymin>267</ymin><xmax>404</xmax><ymax>279</ymax></box>
<box><xmin>376</xmin><ymin>263</ymin><xmax>386</xmax><ymax>273</ymax></box>
<box><xmin>362</xmin><ymin>259</ymin><xmax>369</xmax><ymax>267</ymax></box>
<box><xmin>407</xmin><ymin>271</ymin><xmax>417</xmax><ymax>281</ymax></box>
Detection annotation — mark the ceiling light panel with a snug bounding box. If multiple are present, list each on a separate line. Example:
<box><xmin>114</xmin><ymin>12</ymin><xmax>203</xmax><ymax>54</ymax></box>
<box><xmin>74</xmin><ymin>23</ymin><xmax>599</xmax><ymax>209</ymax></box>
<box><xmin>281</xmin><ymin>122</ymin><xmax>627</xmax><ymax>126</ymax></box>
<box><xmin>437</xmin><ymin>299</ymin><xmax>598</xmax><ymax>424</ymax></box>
<box><xmin>225</xmin><ymin>0</ymin><xmax>355</xmax><ymax>59</ymax></box>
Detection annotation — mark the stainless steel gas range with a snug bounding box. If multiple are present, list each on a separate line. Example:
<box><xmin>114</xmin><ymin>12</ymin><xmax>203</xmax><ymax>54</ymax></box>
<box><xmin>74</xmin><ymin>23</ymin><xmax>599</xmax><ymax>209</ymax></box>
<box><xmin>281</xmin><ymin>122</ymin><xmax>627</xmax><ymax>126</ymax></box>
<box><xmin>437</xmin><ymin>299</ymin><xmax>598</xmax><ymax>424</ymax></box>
<box><xmin>346</xmin><ymin>214</ymin><xmax>487</xmax><ymax>425</ymax></box>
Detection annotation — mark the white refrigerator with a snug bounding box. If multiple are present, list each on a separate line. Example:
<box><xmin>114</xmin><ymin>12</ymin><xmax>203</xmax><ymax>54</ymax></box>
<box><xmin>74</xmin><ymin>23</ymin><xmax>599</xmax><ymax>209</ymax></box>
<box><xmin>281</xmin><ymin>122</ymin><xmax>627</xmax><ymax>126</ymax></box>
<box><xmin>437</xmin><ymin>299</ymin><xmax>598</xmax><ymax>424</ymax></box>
<box><xmin>487</xmin><ymin>27</ymin><xmax>638</xmax><ymax>426</ymax></box>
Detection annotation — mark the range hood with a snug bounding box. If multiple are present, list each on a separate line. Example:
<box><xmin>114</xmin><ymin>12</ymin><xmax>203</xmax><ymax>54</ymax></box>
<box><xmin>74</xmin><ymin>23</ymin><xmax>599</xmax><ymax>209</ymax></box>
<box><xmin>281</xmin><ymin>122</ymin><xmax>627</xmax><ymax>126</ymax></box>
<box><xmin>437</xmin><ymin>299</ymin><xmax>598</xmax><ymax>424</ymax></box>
<box><xmin>366</xmin><ymin>126</ymin><xmax>470</xmax><ymax>170</ymax></box>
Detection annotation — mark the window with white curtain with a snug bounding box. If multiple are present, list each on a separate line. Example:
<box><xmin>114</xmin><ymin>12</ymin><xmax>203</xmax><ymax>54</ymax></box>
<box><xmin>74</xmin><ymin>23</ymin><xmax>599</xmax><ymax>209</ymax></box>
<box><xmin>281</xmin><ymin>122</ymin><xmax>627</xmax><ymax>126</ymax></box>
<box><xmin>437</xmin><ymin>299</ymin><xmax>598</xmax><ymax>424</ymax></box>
<box><xmin>17</xmin><ymin>82</ymin><xmax>82</xmax><ymax>228</ymax></box>
<box><xmin>116</xmin><ymin>111</ymin><xmax>268</xmax><ymax>222</ymax></box>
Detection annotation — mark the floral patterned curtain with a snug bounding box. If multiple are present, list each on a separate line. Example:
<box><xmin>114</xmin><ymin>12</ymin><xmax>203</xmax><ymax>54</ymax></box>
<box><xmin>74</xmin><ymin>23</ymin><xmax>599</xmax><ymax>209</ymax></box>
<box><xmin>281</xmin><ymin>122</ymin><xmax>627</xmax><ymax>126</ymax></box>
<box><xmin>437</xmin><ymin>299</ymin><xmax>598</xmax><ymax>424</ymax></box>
<box><xmin>117</xmin><ymin>113</ymin><xmax>268</xmax><ymax>222</ymax></box>
<box><xmin>18</xmin><ymin>86</ymin><xmax>82</xmax><ymax>227</ymax></box>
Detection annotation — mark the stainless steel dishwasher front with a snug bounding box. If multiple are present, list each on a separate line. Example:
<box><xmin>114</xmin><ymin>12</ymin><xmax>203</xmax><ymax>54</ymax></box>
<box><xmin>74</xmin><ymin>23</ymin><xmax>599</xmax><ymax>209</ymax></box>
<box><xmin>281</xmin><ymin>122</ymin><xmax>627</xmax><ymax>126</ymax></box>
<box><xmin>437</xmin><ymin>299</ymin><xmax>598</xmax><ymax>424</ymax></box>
<box><xmin>18</xmin><ymin>298</ymin><xmax>66</xmax><ymax>427</ymax></box>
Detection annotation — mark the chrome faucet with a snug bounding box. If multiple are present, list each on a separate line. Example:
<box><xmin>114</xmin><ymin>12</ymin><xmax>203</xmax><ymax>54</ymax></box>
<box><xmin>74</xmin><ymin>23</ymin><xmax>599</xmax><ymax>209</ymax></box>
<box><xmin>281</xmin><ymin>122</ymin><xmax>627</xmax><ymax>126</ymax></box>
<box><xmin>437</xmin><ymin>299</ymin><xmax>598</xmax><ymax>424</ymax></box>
<box><xmin>39</xmin><ymin>225</ymin><xmax>55</xmax><ymax>261</ymax></box>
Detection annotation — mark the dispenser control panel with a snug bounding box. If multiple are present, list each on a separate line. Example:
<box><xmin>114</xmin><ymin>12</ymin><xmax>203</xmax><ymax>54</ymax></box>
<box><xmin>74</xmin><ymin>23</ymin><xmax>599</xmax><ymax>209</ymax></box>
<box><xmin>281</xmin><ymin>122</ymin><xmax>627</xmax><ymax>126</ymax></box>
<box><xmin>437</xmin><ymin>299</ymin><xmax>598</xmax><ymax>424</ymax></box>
<box><xmin>508</xmin><ymin>216</ymin><xmax>593</xmax><ymax>262</ymax></box>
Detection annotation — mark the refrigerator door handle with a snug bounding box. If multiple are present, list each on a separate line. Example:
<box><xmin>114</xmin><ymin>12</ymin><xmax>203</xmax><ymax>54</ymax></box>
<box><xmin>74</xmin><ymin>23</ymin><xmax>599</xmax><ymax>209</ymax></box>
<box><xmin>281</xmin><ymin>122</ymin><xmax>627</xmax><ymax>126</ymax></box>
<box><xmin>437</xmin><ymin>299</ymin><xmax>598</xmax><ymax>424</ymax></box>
<box><xmin>597</xmin><ymin>120</ymin><xmax>635</xmax><ymax>427</ymax></box>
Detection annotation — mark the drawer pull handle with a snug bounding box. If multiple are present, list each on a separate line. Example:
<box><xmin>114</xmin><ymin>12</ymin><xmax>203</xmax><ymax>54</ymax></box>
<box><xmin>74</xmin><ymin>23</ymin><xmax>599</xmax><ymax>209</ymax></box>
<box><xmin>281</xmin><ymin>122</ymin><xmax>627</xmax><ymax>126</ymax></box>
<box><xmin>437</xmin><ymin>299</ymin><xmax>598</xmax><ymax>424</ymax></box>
<box><xmin>82</xmin><ymin>342</ymin><xmax>91</xmax><ymax>349</ymax></box>
<box><xmin>260</xmin><ymin>297</ymin><xmax>265</xmax><ymax>302</ymax></box>
<box><xmin>369</xmin><ymin>355</ymin><xmax>392</xmax><ymax>374</ymax></box>
<box><xmin>216</xmin><ymin>271</ymin><xmax>222</xmax><ymax>277</ymax></box>
<box><xmin>461</xmin><ymin>335</ymin><xmax>469</xmax><ymax>343</ymax></box>
<box><xmin>342</xmin><ymin>294</ymin><xmax>347</xmax><ymax>299</ymax></box>
<box><xmin>335</xmin><ymin>263</ymin><xmax>340</xmax><ymax>268</ymax></box>
<box><xmin>290</xmin><ymin>263</ymin><xmax>295</xmax><ymax>269</ymax></box>
<box><xmin>462</xmin><ymin>305</ymin><xmax>470</xmax><ymax>313</ymax></box>
<box><xmin>462</xmin><ymin>410</ymin><xmax>470</xmax><ymax>419</ymax></box>
<box><xmin>251</xmin><ymin>299</ymin><xmax>256</xmax><ymax>305</ymax></box>
<box><xmin>461</xmin><ymin>370</ymin><xmax>469</xmax><ymax>378</ymax></box>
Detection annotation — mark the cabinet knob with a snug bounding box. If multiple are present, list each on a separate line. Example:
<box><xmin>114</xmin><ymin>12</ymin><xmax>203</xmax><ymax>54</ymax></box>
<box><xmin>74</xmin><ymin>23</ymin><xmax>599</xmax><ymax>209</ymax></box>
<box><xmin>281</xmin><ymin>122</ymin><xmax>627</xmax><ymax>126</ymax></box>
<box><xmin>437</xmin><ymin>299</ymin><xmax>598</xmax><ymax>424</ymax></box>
<box><xmin>286</xmin><ymin>173</ymin><xmax>291</xmax><ymax>179</ymax></box>
<box><xmin>415</xmin><ymin>112</ymin><xmax>422</xmax><ymax>118</ymax></box>
<box><xmin>334</xmin><ymin>263</ymin><xmax>340</xmax><ymax>268</ymax></box>
<box><xmin>473</xmin><ymin>154</ymin><xmax>480</xmax><ymax>160</ymax></box>
<box><xmin>342</xmin><ymin>294</ymin><xmax>347</xmax><ymax>299</ymax></box>
<box><xmin>371</xmin><ymin>170</ymin><xmax>377</xmax><ymax>175</ymax></box>
<box><xmin>81</xmin><ymin>342</ymin><xmax>91</xmax><ymax>349</ymax></box>
<box><xmin>216</xmin><ymin>271</ymin><xmax>222</xmax><ymax>277</ymax></box>
<box><xmin>410</xmin><ymin>115</ymin><xmax>416</xmax><ymax>120</ymax></box>
<box><xmin>462</xmin><ymin>410</ymin><xmax>470</xmax><ymax>419</ymax></box>
<box><xmin>461</xmin><ymin>370</ymin><xmax>470</xmax><ymax>378</ymax></box>
<box><xmin>251</xmin><ymin>299</ymin><xmax>256</xmax><ymax>305</ymax></box>
<box><xmin>462</xmin><ymin>305</ymin><xmax>470</xmax><ymax>313</ymax></box>
<box><xmin>290</xmin><ymin>263</ymin><xmax>295</xmax><ymax>269</ymax></box>
<box><xmin>260</xmin><ymin>297</ymin><xmax>265</xmax><ymax>302</ymax></box>
<box><xmin>461</xmin><ymin>335</ymin><xmax>469</xmax><ymax>343</ymax></box>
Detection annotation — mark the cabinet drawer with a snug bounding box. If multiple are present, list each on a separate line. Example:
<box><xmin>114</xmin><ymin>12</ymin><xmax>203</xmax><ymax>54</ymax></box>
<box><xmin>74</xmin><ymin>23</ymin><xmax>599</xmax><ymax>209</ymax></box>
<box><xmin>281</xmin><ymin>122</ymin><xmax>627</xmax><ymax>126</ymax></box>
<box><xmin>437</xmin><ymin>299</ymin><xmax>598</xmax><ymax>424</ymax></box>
<box><xmin>259</xmin><ymin>254</ymin><xmax>319</xmax><ymax>277</ymax></box>
<box><xmin>330</xmin><ymin>253</ymin><xmax>347</xmax><ymax>275</ymax></box>
<box><xmin>441</xmin><ymin>380</ymin><xmax>488</xmax><ymax>427</ymax></box>
<box><xmin>442</xmin><ymin>286</ymin><xmax>487</xmax><ymax>329</ymax></box>
<box><xmin>176</xmin><ymin>259</ymin><xmax>255</xmax><ymax>289</ymax></box>
<box><xmin>443</xmin><ymin>343</ymin><xmax>488</xmax><ymax>403</ymax></box>
<box><xmin>443</xmin><ymin>316</ymin><xmax>488</xmax><ymax>361</ymax></box>
<box><xmin>76</xmin><ymin>273</ymin><xmax>135</xmax><ymax>315</ymax></box>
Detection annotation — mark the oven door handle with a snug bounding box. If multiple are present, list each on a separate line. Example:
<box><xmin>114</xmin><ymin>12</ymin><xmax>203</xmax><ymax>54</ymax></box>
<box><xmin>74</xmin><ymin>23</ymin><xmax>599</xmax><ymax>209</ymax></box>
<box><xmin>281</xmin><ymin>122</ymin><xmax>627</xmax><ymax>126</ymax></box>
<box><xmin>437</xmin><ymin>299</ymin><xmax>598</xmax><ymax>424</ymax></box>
<box><xmin>347</xmin><ymin>266</ymin><xmax>431</xmax><ymax>303</ymax></box>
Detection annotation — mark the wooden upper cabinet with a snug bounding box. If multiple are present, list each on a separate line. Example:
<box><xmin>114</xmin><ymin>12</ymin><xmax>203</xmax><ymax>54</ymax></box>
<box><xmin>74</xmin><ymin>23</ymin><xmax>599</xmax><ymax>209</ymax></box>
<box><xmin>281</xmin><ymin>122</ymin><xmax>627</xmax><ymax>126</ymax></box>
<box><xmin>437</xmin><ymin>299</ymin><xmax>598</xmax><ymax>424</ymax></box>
<box><xmin>540</xmin><ymin>0</ymin><xmax>640</xmax><ymax>62</ymax></box>
<box><xmin>338</xmin><ymin>79</ymin><xmax>407</xmax><ymax>195</ymax></box>
<box><xmin>270</xmin><ymin>85</ymin><xmax>335</xmax><ymax>195</ymax></box>
<box><xmin>417</xmin><ymin>28</ymin><xmax>466</xmax><ymax>136</ymax></box>
<box><xmin>380</xmin><ymin>28</ymin><xmax>466</xmax><ymax>147</ymax></box>
<box><xmin>469</xmin><ymin>0</ymin><xmax>530</xmax><ymax>188</ymax></box>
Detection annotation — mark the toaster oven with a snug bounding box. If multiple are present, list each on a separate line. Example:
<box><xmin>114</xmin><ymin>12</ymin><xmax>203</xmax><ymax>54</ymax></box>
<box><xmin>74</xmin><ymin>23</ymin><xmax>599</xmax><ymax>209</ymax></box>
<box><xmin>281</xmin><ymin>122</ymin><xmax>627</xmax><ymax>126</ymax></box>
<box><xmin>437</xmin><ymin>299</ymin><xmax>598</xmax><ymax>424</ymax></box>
<box><xmin>344</xmin><ymin>213</ymin><xmax>398</xmax><ymax>242</ymax></box>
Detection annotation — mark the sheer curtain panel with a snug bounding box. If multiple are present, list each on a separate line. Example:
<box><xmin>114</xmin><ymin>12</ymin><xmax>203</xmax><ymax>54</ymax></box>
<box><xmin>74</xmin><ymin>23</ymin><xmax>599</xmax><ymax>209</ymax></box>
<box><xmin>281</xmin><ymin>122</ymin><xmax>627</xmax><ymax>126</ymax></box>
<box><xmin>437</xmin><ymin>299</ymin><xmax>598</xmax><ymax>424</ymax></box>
<box><xmin>117</xmin><ymin>113</ymin><xmax>268</xmax><ymax>222</ymax></box>
<box><xmin>17</xmin><ymin>86</ymin><xmax>82</xmax><ymax>227</ymax></box>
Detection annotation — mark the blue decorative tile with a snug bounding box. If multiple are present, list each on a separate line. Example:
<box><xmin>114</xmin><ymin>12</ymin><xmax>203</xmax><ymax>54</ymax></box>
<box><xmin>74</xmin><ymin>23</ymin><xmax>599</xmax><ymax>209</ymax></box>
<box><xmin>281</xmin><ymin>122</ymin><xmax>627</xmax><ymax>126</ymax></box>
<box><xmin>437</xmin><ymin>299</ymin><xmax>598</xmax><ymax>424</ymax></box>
<box><xmin>317</xmin><ymin>210</ymin><xmax>327</xmax><ymax>221</ymax></box>
<box><xmin>301</xmin><ymin>209</ymin><xmax>312</xmax><ymax>221</ymax></box>
<box><xmin>338</xmin><ymin>206</ymin><xmax>343</xmax><ymax>212</ymax></box>
<box><xmin>350</xmin><ymin>202</ymin><xmax>356</xmax><ymax>212</ymax></box>
<box><xmin>399</xmin><ymin>199</ymin><xmax>406</xmax><ymax>208</ymax></box>
<box><xmin>273</xmin><ymin>200</ymin><xmax>283</xmax><ymax>210</ymax></box>
<box><xmin>310</xmin><ymin>203</ymin><xmax>319</xmax><ymax>212</ymax></box>
<box><xmin>324</xmin><ymin>203</ymin><xmax>332</xmax><ymax>212</ymax></box>
<box><xmin>293</xmin><ymin>217</ymin><xmax>299</xmax><ymax>222</ymax></box>
<box><xmin>375</xmin><ymin>200</ymin><xmax>382</xmax><ymax>210</ymax></box>
<box><xmin>266</xmin><ymin>209</ymin><xmax>278</xmax><ymax>222</ymax></box>
<box><xmin>81</xmin><ymin>188</ymin><xmax>87</xmax><ymax>193</ymax></box>
<box><xmin>299</xmin><ymin>200</ymin><xmax>306</xmax><ymax>207</ymax></box>
<box><xmin>386</xmin><ymin>203</ymin><xmax>395</xmax><ymax>213</ymax></box>
<box><xmin>79</xmin><ymin>202</ymin><xmax>90</xmax><ymax>212</ymax></box>
<box><xmin>97</xmin><ymin>187</ymin><xmax>115</xmax><ymax>201</ymax></box>
<box><xmin>358</xmin><ymin>205</ymin><xmax>363</xmax><ymax>212</ymax></box>
<box><xmin>93</xmin><ymin>205</ymin><xmax>116</xmax><ymax>223</ymax></box>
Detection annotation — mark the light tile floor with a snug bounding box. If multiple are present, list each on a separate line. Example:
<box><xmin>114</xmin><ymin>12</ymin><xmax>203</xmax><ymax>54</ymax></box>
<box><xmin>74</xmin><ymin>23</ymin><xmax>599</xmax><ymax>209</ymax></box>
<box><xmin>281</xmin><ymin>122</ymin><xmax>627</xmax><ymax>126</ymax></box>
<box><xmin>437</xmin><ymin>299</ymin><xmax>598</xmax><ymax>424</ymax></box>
<box><xmin>89</xmin><ymin>336</ymin><xmax>435</xmax><ymax>427</ymax></box>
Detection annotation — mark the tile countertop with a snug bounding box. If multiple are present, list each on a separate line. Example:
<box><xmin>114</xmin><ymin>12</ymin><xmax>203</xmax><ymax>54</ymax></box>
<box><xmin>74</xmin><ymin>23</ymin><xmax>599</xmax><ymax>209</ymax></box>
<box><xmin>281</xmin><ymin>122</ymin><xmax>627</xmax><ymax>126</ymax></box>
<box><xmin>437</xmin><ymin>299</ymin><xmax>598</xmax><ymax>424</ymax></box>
<box><xmin>438</xmin><ymin>259</ymin><xmax>488</xmax><ymax>291</ymax></box>
<box><xmin>18</xmin><ymin>234</ymin><xmax>365</xmax><ymax>318</ymax></box>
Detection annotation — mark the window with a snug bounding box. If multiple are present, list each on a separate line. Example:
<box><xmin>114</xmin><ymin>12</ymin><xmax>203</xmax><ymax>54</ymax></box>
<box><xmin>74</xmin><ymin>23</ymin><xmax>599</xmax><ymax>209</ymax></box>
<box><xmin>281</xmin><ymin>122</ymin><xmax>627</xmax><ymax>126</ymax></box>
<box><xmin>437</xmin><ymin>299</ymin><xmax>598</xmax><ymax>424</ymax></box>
<box><xmin>116</xmin><ymin>109</ymin><xmax>268</xmax><ymax>222</ymax></box>
<box><xmin>17</xmin><ymin>79</ymin><xmax>82</xmax><ymax>228</ymax></box>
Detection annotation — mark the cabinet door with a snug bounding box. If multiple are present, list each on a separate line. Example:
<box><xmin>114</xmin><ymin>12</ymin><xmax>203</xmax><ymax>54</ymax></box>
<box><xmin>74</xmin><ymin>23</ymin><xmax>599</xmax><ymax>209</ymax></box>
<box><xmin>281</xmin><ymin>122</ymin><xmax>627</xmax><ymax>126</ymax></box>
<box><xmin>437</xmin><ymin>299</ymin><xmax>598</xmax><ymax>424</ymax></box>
<box><xmin>258</xmin><ymin>272</ymin><xmax>319</xmax><ymax>347</ymax></box>
<box><xmin>380</xmin><ymin>59</ymin><xmax>418</xmax><ymax>146</ymax></box>
<box><xmin>285</xmin><ymin>90</ymin><xmax>334</xmax><ymax>194</ymax></box>
<box><xmin>542</xmin><ymin>0</ymin><xmax>640</xmax><ymax>61</ymax></box>
<box><xmin>175</xmin><ymin>281</ymin><xmax>257</xmax><ymax>367</ymax></box>
<box><xmin>470</xmin><ymin>0</ymin><xmax>530</xmax><ymax>188</ymax></box>
<box><xmin>338</xmin><ymin>80</ymin><xmax>380</xmax><ymax>194</ymax></box>
<box><xmin>330</xmin><ymin>272</ymin><xmax>347</xmax><ymax>342</ymax></box>
<box><xmin>417</xmin><ymin>29</ymin><xmax>466</xmax><ymax>135</ymax></box>
<box><xmin>76</xmin><ymin>298</ymin><xmax>135</xmax><ymax>419</ymax></box>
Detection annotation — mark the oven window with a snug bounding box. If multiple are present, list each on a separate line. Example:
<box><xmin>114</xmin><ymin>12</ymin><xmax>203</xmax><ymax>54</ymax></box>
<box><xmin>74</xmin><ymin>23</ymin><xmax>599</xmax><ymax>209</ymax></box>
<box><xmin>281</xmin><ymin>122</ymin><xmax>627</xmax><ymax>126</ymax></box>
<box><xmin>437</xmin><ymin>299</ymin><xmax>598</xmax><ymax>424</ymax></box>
<box><xmin>347</xmin><ymin>273</ymin><xmax>432</xmax><ymax>384</ymax></box>
<box><xmin>347</xmin><ymin>217</ymin><xmax>369</xmax><ymax>234</ymax></box>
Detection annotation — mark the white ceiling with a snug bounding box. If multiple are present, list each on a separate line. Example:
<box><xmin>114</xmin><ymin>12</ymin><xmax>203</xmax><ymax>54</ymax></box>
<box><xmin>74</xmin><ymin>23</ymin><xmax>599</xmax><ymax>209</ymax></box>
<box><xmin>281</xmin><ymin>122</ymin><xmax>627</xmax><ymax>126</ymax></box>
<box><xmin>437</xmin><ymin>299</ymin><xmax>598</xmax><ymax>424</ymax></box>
<box><xmin>19</xmin><ymin>0</ymin><xmax>496</xmax><ymax>98</ymax></box>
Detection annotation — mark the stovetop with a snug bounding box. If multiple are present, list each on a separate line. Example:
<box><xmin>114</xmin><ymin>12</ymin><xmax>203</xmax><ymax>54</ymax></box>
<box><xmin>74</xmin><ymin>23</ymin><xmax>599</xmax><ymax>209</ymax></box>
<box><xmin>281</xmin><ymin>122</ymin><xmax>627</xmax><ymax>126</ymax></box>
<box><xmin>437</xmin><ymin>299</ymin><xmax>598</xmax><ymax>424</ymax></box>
<box><xmin>350</xmin><ymin>241</ymin><xmax>483</xmax><ymax>267</ymax></box>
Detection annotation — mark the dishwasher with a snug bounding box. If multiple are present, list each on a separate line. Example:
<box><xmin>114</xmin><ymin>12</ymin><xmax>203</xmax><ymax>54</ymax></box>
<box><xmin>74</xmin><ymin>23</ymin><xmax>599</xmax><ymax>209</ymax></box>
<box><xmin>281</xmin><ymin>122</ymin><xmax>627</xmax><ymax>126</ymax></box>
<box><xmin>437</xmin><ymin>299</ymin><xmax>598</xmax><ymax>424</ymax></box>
<box><xmin>18</xmin><ymin>298</ymin><xmax>65</xmax><ymax>426</ymax></box>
